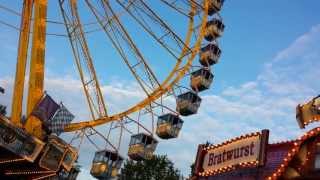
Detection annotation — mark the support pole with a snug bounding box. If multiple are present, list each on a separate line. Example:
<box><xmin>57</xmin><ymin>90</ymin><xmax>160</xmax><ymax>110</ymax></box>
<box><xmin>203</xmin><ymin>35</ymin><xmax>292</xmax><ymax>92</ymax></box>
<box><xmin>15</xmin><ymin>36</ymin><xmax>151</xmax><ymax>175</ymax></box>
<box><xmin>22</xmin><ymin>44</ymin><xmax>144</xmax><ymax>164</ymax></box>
<box><xmin>25</xmin><ymin>0</ymin><xmax>48</xmax><ymax>138</ymax></box>
<box><xmin>11</xmin><ymin>0</ymin><xmax>33</xmax><ymax>127</ymax></box>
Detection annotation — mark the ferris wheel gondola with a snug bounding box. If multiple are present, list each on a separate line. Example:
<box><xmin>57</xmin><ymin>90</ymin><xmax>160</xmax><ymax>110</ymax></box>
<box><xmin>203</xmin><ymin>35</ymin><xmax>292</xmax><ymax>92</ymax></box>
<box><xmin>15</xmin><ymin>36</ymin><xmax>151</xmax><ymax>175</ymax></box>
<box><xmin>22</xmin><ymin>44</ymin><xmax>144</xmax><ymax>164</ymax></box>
<box><xmin>90</xmin><ymin>150</ymin><xmax>124</xmax><ymax>179</ymax></box>
<box><xmin>190</xmin><ymin>68</ymin><xmax>214</xmax><ymax>92</ymax></box>
<box><xmin>199</xmin><ymin>43</ymin><xmax>222</xmax><ymax>66</ymax></box>
<box><xmin>156</xmin><ymin>113</ymin><xmax>184</xmax><ymax>139</ymax></box>
<box><xmin>38</xmin><ymin>135</ymin><xmax>78</xmax><ymax>172</ymax></box>
<box><xmin>176</xmin><ymin>91</ymin><xmax>202</xmax><ymax>116</ymax></box>
<box><xmin>208</xmin><ymin>0</ymin><xmax>225</xmax><ymax>15</ymax></box>
<box><xmin>128</xmin><ymin>133</ymin><xmax>158</xmax><ymax>161</ymax></box>
<box><xmin>204</xmin><ymin>18</ymin><xmax>225</xmax><ymax>41</ymax></box>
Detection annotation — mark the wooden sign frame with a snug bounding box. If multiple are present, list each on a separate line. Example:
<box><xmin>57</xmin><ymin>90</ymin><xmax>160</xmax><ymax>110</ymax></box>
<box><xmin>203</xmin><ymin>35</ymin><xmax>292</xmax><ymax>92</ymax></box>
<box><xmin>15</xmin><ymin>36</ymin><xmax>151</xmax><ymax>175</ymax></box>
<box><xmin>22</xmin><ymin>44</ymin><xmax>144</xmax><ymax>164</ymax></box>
<box><xmin>194</xmin><ymin>129</ymin><xmax>269</xmax><ymax>177</ymax></box>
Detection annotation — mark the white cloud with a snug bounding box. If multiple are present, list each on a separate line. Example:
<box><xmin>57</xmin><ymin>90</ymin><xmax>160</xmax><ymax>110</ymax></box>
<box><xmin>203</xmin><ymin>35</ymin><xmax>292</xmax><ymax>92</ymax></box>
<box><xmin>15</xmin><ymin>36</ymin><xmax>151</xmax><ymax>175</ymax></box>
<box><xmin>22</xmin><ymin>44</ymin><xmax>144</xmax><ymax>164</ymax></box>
<box><xmin>273</xmin><ymin>24</ymin><xmax>320</xmax><ymax>62</ymax></box>
<box><xmin>260</xmin><ymin>24</ymin><xmax>320</xmax><ymax>97</ymax></box>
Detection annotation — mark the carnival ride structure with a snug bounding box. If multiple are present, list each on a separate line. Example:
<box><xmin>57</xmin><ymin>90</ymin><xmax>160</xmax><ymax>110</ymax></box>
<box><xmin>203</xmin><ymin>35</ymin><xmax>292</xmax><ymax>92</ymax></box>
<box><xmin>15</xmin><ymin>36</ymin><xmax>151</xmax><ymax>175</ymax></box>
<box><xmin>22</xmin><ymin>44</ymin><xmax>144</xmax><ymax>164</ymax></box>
<box><xmin>0</xmin><ymin>0</ymin><xmax>226</xmax><ymax>179</ymax></box>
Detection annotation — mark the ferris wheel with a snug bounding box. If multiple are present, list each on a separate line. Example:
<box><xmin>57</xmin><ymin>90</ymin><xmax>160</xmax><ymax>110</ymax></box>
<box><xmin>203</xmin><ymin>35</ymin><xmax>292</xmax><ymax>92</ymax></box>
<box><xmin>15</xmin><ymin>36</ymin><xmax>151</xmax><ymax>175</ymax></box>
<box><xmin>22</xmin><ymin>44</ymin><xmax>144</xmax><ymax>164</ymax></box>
<box><xmin>0</xmin><ymin>0</ymin><xmax>225</xmax><ymax>179</ymax></box>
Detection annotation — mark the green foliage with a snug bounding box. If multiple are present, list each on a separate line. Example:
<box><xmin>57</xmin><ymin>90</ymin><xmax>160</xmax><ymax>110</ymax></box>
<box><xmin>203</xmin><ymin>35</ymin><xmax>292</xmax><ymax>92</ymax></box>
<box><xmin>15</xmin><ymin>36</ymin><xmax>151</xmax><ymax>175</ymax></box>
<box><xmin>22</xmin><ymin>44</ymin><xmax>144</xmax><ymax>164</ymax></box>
<box><xmin>189</xmin><ymin>163</ymin><xmax>195</xmax><ymax>177</ymax></box>
<box><xmin>120</xmin><ymin>155</ymin><xmax>181</xmax><ymax>180</ymax></box>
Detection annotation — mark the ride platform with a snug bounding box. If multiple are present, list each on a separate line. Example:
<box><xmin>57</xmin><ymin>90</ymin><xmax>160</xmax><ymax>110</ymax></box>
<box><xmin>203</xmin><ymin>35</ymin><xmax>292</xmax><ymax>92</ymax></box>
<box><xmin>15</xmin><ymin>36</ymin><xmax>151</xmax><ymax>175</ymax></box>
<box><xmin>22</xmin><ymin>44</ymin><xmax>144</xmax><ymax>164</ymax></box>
<box><xmin>0</xmin><ymin>115</ymin><xmax>79</xmax><ymax>180</ymax></box>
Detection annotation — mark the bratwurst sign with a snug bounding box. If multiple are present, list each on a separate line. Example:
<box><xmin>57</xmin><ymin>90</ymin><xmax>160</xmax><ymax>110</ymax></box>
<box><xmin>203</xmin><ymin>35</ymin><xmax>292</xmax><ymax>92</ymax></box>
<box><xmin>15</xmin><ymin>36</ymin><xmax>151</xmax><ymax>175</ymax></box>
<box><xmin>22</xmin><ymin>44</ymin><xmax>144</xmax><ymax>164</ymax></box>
<box><xmin>202</xmin><ymin>130</ymin><xmax>269</xmax><ymax>172</ymax></box>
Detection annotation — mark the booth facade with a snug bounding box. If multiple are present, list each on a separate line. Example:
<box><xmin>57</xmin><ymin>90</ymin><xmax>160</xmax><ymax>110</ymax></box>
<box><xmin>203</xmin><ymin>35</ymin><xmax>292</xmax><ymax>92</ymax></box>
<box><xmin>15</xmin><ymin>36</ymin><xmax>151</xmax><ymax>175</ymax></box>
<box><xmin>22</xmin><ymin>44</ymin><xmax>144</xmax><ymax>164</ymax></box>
<box><xmin>193</xmin><ymin>128</ymin><xmax>320</xmax><ymax>180</ymax></box>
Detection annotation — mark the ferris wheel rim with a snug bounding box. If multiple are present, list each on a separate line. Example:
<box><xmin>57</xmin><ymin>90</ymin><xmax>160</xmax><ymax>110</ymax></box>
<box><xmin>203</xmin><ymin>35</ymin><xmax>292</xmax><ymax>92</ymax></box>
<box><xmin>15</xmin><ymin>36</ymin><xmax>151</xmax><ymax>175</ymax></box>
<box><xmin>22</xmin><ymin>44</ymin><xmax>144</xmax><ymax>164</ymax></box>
<box><xmin>64</xmin><ymin>0</ymin><xmax>210</xmax><ymax>132</ymax></box>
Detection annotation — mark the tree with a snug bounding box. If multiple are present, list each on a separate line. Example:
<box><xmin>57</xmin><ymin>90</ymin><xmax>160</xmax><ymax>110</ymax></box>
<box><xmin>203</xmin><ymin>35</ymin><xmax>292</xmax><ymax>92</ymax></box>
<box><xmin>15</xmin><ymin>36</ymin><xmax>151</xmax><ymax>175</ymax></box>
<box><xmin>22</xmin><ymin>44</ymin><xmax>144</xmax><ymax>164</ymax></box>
<box><xmin>120</xmin><ymin>155</ymin><xmax>181</xmax><ymax>180</ymax></box>
<box><xmin>189</xmin><ymin>163</ymin><xmax>195</xmax><ymax>178</ymax></box>
<box><xmin>0</xmin><ymin>87</ymin><xmax>6</xmax><ymax>116</ymax></box>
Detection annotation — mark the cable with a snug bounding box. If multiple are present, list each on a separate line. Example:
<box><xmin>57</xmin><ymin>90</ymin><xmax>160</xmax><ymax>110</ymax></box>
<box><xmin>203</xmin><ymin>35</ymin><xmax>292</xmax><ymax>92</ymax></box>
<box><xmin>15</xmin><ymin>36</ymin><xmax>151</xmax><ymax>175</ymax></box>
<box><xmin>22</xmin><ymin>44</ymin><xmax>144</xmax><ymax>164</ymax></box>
<box><xmin>0</xmin><ymin>19</ymin><xmax>20</xmax><ymax>30</ymax></box>
<box><xmin>0</xmin><ymin>3</ymin><xmax>128</xmax><ymax>36</ymax></box>
<box><xmin>0</xmin><ymin>19</ymin><xmax>68</xmax><ymax>37</ymax></box>
<box><xmin>0</xmin><ymin>4</ymin><xmax>20</xmax><ymax>16</ymax></box>
<box><xmin>0</xmin><ymin>3</ymin><xmax>108</xmax><ymax>27</ymax></box>
<box><xmin>0</xmin><ymin>3</ymin><xmax>66</xmax><ymax>25</ymax></box>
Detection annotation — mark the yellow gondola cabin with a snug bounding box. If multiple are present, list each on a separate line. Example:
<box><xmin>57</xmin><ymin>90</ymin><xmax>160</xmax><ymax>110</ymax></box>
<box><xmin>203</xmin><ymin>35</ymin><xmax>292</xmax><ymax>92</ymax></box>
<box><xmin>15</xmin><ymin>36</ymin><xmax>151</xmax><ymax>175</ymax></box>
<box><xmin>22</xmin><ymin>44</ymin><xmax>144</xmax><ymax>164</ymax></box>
<box><xmin>39</xmin><ymin>135</ymin><xmax>78</xmax><ymax>172</ymax></box>
<box><xmin>199</xmin><ymin>43</ymin><xmax>221</xmax><ymax>66</ymax></box>
<box><xmin>190</xmin><ymin>68</ymin><xmax>214</xmax><ymax>92</ymax></box>
<box><xmin>156</xmin><ymin>114</ymin><xmax>184</xmax><ymax>139</ymax></box>
<box><xmin>176</xmin><ymin>91</ymin><xmax>202</xmax><ymax>116</ymax></box>
<box><xmin>208</xmin><ymin>0</ymin><xmax>225</xmax><ymax>15</ymax></box>
<box><xmin>128</xmin><ymin>133</ymin><xmax>158</xmax><ymax>161</ymax></box>
<box><xmin>204</xmin><ymin>19</ymin><xmax>225</xmax><ymax>41</ymax></box>
<box><xmin>90</xmin><ymin>150</ymin><xmax>123</xmax><ymax>179</ymax></box>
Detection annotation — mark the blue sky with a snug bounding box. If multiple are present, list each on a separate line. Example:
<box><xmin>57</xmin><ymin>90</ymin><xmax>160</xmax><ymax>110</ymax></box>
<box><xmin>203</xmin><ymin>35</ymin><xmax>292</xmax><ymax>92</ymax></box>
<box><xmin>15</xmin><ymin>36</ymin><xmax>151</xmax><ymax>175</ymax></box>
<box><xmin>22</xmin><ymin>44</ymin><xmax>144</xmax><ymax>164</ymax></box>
<box><xmin>1</xmin><ymin>0</ymin><xmax>320</xmax><ymax>178</ymax></box>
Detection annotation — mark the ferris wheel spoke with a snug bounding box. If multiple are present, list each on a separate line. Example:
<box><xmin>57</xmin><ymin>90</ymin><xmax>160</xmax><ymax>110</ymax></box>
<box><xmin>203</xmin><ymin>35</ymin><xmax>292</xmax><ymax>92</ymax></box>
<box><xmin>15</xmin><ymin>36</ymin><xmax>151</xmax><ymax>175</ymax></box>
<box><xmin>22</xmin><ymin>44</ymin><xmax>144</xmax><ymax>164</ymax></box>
<box><xmin>89</xmin><ymin>127</ymin><xmax>118</xmax><ymax>151</ymax></box>
<box><xmin>115</xmin><ymin>0</ymin><xmax>199</xmax><ymax>64</ymax></box>
<box><xmin>125</xmin><ymin>115</ymin><xmax>153</xmax><ymax>135</ymax></box>
<box><xmin>59</xmin><ymin>0</ymin><xmax>108</xmax><ymax>119</ymax></box>
<box><xmin>111</xmin><ymin>121</ymin><xmax>134</xmax><ymax>134</ymax></box>
<box><xmin>114</xmin><ymin>0</ymin><xmax>180</xmax><ymax>60</ymax></box>
<box><xmin>85</xmin><ymin>0</ymin><xmax>152</xmax><ymax>95</ymax></box>
<box><xmin>101</xmin><ymin>0</ymin><xmax>161</xmax><ymax>89</ymax></box>
<box><xmin>132</xmin><ymin>0</ymin><xmax>192</xmax><ymax>54</ymax></box>
<box><xmin>153</xmin><ymin>99</ymin><xmax>177</xmax><ymax>115</ymax></box>
<box><xmin>85</xmin><ymin>133</ymin><xmax>101</xmax><ymax>150</ymax></box>
<box><xmin>133</xmin><ymin>1</ymin><xmax>185</xmax><ymax>52</ymax></box>
<box><xmin>159</xmin><ymin>0</ymin><xmax>191</xmax><ymax>18</ymax></box>
<box><xmin>85</xmin><ymin>0</ymin><xmax>161</xmax><ymax>96</ymax></box>
<box><xmin>190</xmin><ymin>0</ymin><xmax>204</xmax><ymax>8</ymax></box>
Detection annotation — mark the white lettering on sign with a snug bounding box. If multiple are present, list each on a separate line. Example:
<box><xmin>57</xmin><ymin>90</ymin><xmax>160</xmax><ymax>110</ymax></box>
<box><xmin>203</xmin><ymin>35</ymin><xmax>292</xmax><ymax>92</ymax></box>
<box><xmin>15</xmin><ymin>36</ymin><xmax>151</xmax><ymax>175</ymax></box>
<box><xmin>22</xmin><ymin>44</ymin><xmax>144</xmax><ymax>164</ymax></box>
<box><xmin>203</xmin><ymin>135</ymin><xmax>262</xmax><ymax>171</ymax></box>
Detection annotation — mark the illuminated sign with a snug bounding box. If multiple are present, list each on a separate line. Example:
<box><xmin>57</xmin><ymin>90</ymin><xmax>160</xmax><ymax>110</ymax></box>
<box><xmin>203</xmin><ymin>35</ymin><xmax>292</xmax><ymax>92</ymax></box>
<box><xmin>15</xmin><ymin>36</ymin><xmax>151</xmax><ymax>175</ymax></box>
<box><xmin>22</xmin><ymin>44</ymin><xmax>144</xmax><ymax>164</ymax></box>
<box><xmin>296</xmin><ymin>95</ymin><xmax>320</xmax><ymax>129</ymax></box>
<box><xmin>200</xmin><ymin>130</ymin><xmax>269</xmax><ymax>174</ymax></box>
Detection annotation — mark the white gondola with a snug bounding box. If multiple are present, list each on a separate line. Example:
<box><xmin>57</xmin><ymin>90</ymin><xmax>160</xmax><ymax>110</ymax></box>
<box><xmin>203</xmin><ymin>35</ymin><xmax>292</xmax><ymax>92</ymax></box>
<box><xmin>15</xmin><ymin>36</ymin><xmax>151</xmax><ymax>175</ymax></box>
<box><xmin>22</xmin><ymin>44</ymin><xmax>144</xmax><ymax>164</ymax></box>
<box><xmin>156</xmin><ymin>114</ymin><xmax>184</xmax><ymax>139</ymax></box>
<box><xmin>199</xmin><ymin>43</ymin><xmax>221</xmax><ymax>66</ymax></box>
<box><xmin>176</xmin><ymin>91</ymin><xmax>202</xmax><ymax>116</ymax></box>
<box><xmin>208</xmin><ymin>0</ymin><xmax>225</xmax><ymax>15</ymax></box>
<box><xmin>90</xmin><ymin>150</ymin><xmax>123</xmax><ymax>179</ymax></box>
<box><xmin>190</xmin><ymin>68</ymin><xmax>214</xmax><ymax>92</ymax></box>
<box><xmin>204</xmin><ymin>19</ymin><xmax>225</xmax><ymax>41</ymax></box>
<box><xmin>128</xmin><ymin>133</ymin><xmax>158</xmax><ymax>161</ymax></box>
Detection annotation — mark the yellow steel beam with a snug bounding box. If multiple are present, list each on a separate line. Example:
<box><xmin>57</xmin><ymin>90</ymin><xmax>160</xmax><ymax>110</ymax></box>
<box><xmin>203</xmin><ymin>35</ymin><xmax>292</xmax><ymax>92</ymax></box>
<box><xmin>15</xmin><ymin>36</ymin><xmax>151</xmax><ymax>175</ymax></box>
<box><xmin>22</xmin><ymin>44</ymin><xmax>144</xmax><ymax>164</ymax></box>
<box><xmin>11</xmin><ymin>0</ymin><xmax>33</xmax><ymax>127</ymax></box>
<box><xmin>25</xmin><ymin>0</ymin><xmax>48</xmax><ymax>138</ymax></box>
